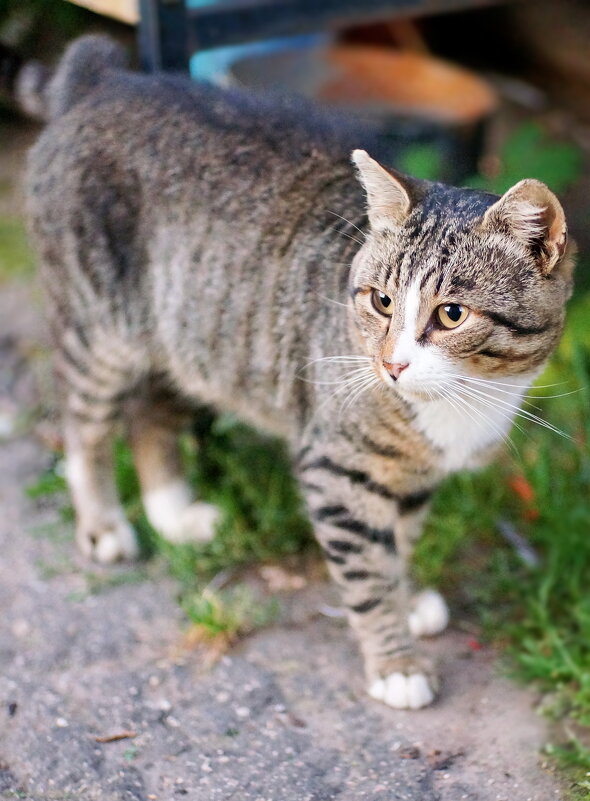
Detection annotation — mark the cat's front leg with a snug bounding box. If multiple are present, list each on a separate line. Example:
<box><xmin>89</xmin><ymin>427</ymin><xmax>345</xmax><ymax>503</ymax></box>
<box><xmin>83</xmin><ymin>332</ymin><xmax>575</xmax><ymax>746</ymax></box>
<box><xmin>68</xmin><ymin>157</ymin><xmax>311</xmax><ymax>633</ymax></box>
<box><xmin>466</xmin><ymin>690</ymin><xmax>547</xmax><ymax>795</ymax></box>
<box><xmin>300</xmin><ymin>457</ymin><xmax>439</xmax><ymax>709</ymax></box>
<box><xmin>394</xmin><ymin>503</ymin><xmax>449</xmax><ymax>640</ymax></box>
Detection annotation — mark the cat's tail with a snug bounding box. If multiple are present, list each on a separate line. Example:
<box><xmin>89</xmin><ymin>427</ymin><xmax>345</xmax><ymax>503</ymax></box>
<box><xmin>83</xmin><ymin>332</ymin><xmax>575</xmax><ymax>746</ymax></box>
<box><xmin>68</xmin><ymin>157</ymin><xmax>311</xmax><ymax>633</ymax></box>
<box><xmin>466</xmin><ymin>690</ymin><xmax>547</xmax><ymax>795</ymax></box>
<box><xmin>1</xmin><ymin>34</ymin><xmax>127</xmax><ymax>121</ymax></box>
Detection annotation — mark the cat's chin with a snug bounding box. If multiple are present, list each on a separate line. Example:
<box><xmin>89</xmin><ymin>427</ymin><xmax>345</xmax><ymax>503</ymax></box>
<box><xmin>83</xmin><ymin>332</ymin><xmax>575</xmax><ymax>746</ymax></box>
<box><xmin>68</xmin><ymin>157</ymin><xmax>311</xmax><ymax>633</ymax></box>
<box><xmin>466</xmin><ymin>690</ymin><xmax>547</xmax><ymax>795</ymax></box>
<box><xmin>392</xmin><ymin>384</ymin><xmax>435</xmax><ymax>403</ymax></box>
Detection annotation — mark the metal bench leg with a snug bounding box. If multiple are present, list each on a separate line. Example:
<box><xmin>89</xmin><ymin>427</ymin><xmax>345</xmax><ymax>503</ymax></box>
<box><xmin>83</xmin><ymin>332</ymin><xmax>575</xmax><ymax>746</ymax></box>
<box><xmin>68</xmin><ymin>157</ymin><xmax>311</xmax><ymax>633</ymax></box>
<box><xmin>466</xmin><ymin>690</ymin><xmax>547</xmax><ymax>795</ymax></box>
<box><xmin>138</xmin><ymin>0</ymin><xmax>188</xmax><ymax>72</ymax></box>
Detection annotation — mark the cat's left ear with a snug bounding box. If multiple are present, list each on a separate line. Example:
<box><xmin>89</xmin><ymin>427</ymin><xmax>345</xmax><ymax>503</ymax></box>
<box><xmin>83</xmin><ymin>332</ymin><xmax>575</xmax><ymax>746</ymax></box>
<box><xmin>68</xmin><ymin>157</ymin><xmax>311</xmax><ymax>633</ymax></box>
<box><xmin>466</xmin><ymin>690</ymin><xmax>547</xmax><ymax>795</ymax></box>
<box><xmin>352</xmin><ymin>149</ymin><xmax>419</xmax><ymax>231</ymax></box>
<box><xmin>482</xmin><ymin>179</ymin><xmax>568</xmax><ymax>274</ymax></box>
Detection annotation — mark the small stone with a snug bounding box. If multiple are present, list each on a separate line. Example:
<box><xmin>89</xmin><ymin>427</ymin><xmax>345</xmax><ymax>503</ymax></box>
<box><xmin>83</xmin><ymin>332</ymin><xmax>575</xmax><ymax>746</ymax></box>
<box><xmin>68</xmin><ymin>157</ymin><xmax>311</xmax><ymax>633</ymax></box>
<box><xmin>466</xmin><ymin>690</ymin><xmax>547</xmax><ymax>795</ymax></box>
<box><xmin>12</xmin><ymin>619</ymin><xmax>30</xmax><ymax>638</ymax></box>
<box><xmin>399</xmin><ymin>745</ymin><xmax>421</xmax><ymax>759</ymax></box>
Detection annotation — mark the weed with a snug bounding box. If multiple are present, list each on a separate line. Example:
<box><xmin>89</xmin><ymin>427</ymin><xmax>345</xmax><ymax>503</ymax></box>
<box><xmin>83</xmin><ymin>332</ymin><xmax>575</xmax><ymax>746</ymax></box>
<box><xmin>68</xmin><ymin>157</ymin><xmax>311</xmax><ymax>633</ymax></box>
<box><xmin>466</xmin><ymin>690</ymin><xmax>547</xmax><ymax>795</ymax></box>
<box><xmin>182</xmin><ymin>585</ymin><xmax>279</xmax><ymax>641</ymax></box>
<box><xmin>469</xmin><ymin>121</ymin><xmax>583</xmax><ymax>194</ymax></box>
<box><xmin>0</xmin><ymin>218</ymin><xmax>35</xmax><ymax>280</ymax></box>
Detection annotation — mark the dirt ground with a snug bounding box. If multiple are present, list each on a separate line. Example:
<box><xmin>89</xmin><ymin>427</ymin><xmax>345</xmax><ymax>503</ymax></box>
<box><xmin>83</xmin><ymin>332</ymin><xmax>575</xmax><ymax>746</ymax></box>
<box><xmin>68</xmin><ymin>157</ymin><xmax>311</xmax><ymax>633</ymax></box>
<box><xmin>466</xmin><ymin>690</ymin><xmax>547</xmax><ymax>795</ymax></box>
<box><xmin>0</xmin><ymin>117</ymin><xmax>568</xmax><ymax>801</ymax></box>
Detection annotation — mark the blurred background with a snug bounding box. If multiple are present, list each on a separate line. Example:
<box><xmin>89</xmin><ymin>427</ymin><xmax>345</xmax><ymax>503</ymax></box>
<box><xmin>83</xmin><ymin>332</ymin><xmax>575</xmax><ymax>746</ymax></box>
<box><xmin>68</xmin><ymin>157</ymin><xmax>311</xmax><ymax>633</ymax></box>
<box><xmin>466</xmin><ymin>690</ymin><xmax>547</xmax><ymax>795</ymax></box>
<box><xmin>1</xmin><ymin>0</ymin><xmax>590</xmax><ymax>778</ymax></box>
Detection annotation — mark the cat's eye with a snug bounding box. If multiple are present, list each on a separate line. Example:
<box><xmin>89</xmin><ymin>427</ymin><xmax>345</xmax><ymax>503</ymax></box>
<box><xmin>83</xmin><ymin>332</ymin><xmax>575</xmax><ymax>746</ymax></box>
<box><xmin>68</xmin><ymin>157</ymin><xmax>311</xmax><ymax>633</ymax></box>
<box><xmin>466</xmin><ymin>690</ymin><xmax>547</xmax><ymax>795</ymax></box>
<box><xmin>437</xmin><ymin>303</ymin><xmax>469</xmax><ymax>329</ymax></box>
<box><xmin>371</xmin><ymin>290</ymin><xmax>394</xmax><ymax>317</ymax></box>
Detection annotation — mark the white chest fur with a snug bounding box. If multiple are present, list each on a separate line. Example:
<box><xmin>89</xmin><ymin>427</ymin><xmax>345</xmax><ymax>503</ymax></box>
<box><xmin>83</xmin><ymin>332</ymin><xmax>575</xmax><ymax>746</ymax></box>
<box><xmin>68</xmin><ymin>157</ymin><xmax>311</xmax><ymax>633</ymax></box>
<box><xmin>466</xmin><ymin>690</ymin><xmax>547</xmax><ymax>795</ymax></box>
<box><xmin>410</xmin><ymin>379</ymin><xmax>528</xmax><ymax>473</ymax></box>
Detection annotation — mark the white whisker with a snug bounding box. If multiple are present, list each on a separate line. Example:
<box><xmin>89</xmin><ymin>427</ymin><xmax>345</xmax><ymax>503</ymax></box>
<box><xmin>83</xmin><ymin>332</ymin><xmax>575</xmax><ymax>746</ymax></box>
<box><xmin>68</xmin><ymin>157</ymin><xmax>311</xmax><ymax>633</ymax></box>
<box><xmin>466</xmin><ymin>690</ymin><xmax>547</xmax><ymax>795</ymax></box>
<box><xmin>314</xmin><ymin>369</ymin><xmax>378</xmax><ymax>417</ymax></box>
<box><xmin>339</xmin><ymin>375</ymin><xmax>380</xmax><ymax>416</ymax></box>
<box><xmin>455</xmin><ymin>374</ymin><xmax>580</xmax><ymax>401</ymax></box>
<box><xmin>314</xmin><ymin>292</ymin><xmax>350</xmax><ymax>310</ymax></box>
<box><xmin>450</xmin><ymin>380</ymin><xmax>569</xmax><ymax>439</ymax></box>
<box><xmin>438</xmin><ymin>382</ymin><xmax>518</xmax><ymax>455</ymax></box>
<box><xmin>444</xmin><ymin>371</ymin><xmax>568</xmax><ymax>392</ymax></box>
<box><xmin>302</xmin><ymin>354</ymin><xmax>371</xmax><ymax>367</ymax></box>
<box><xmin>327</xmin><ymin>225</ymin><xmax>364</xmax><ymax>247</ymax></box>
<box><xmin>326</xmin><ymin>209</ymin><xmax>367</xmax><ymax>240</ymax></box>
<box><xmin>439</xmin><ymin>383</ymin><xmax>511</xmax><ymax>441</ymax></box>
<box><xmin>447</xmin><ymin>380</ymin><xmax>526</xmax><ymax>440</ymax></box>
<box><xmin>442</xmin><ymin>372</ymin><xmax>543</xmax><ymax>411</ymax></box>
<box><xmin>300</xmin><ymin>365</ymin><xmax>375</xmax><ymax>386</ymax></box>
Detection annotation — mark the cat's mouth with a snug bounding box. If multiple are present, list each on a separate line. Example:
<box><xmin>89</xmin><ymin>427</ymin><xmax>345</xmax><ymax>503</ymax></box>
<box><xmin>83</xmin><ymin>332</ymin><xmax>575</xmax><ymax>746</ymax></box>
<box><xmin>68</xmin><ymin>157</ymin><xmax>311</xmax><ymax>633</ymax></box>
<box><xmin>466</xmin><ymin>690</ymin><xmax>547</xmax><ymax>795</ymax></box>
<box><xmin>378</xmin><ymin>361</ymin><xmax>436</xmax><ymax>403</ymax></box>
<box><xmin>380</xmin><ymin>372</ymin><xmax>435</xmax><ymax>403</ymax></box>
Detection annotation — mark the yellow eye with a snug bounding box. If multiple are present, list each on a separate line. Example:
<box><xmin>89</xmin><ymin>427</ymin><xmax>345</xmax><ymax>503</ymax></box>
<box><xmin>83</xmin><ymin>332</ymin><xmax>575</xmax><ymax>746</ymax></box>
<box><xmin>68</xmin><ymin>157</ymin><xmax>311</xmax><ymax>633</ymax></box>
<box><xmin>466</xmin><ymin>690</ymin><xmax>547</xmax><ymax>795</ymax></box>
<box><xmin>371</xmin><ymin>290</ymin><xmax>394</xmax><ymax>317</ymax></box>
<box><xmin>437</xmin><ymin>303</ymin><xmax>469</xmax><ymax>329</ymax></box>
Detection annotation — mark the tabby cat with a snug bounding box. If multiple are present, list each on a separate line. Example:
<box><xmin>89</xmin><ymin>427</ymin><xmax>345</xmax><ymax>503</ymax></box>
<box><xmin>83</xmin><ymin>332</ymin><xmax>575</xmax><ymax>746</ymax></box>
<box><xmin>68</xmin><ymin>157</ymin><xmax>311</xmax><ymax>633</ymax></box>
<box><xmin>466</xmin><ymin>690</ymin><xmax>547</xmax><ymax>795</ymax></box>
<box><xmin>22</xmin><ymin>36</ymin><xmax>573</xmax><ymax>709</ymax></box>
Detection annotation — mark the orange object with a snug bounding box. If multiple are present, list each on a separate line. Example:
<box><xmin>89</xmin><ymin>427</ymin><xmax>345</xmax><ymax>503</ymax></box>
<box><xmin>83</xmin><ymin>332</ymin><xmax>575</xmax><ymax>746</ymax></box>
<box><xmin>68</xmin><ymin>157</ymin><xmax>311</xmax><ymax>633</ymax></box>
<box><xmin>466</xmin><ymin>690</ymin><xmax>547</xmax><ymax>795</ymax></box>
<box><xmin>509</xmin><ymin>475</ymin><xmax>536</xmax><ymax>504</ymax></box>
<box><xmin>321</xmin><ymin>47</ymin><xmax>497</xmax><ymax>124</ymax></box>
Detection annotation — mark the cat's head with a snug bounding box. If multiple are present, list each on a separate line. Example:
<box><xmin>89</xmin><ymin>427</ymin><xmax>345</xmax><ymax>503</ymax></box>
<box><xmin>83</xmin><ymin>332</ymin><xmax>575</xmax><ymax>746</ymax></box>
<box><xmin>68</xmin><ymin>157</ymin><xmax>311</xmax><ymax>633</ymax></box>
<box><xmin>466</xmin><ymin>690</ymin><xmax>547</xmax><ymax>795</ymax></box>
<box><xmin>349</xmin><ymin>149</ymin><xmax>575</xmax><ymax>403</ymax></box>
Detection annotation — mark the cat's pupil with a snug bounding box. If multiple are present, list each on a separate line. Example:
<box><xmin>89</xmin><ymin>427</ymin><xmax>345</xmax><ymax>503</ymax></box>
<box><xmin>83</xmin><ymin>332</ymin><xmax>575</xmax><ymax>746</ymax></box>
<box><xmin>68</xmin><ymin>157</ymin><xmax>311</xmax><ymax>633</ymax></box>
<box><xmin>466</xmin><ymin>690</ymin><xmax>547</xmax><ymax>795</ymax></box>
<box><xmin>445</xmin><ymin>304</ymin><xmax>462</xmax><ymax>322</ymax></box>
<box><xmin>379</xmin><ymin>293</ymin><xmax>391</xmax><ymax>307</ymax></box>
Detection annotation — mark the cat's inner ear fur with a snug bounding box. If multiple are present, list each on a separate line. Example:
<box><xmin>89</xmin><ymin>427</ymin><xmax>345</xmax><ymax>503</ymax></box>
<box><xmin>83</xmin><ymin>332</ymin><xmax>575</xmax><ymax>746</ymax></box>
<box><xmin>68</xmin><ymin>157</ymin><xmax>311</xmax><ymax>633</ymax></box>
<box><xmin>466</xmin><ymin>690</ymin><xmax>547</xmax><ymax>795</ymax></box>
<box><xmin>352</xmin><ymin>149</ymin><xmax>416</xmax><ymax>231</ymax></box>
<box><xmin>482</xmin><ymin>179</ymin><xmax>568</xmax><ymax>274</ymax></box>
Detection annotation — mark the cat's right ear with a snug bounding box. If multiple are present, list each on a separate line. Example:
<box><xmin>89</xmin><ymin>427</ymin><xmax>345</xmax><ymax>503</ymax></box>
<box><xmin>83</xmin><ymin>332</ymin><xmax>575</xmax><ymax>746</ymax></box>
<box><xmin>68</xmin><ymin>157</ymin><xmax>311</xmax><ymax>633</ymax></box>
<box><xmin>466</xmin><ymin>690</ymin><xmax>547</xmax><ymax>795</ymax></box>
<box><xmin>482</xmin><ymin>179</ymin><xmax>569</xmax><ymax>275</ymax></box>
<box><xmin>352</xmin><ymin>150</ymin><xmax>415</xmax><ymax>231</ymax></box>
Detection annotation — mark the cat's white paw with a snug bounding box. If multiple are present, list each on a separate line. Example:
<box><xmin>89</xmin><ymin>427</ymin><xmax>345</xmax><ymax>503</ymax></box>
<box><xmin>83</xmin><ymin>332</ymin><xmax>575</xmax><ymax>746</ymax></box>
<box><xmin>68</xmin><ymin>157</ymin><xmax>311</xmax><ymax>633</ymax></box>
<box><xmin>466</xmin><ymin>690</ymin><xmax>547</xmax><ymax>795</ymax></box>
<box><xmin>162</xmin><ymin>501</ymin><xmax>220</xmax><ymax>544</ymax></box>
<box><xmin>77</xmin><ymin>516</ymin><xmax>139</xmax><ymax>564</ymax></box>
<box><xmin>368</xmin><ymin>672</ymin><xmax>435</xmax><ymax>709</ymax></box>
<box><xmin>144</xmin><ymin>481</ymin><xmax>219</xmax><ymax>543</ymax></box>
<box><xmin>408</xmin><ymin>589</ymin><xmax>449</xmax><ymax>638</ymax></box>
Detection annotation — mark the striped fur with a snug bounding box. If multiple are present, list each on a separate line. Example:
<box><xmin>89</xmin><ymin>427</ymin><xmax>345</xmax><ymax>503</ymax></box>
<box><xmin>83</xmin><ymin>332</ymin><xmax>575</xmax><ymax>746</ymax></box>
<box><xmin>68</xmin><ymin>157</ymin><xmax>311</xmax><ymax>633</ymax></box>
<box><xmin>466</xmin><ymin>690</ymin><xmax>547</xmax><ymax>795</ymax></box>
<box><xmin>25</xmin><ymin>36</ymin><xmax>574</xmax><ymax>709</ymax></box>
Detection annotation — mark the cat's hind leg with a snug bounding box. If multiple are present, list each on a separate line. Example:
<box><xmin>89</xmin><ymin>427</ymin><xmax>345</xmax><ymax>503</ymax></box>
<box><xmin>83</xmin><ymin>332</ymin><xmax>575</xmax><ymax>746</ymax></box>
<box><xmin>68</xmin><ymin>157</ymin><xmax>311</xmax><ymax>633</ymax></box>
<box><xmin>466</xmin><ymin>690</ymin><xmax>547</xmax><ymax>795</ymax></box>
<box><xmin>58</xmin><ymin>329</ymin><xmax>142</xmax><ymax>563</ymax></box>
<box><xmin>127</xmin><ymin>381</ymin><xmax>219</xmax><ymax>544</ymax></box>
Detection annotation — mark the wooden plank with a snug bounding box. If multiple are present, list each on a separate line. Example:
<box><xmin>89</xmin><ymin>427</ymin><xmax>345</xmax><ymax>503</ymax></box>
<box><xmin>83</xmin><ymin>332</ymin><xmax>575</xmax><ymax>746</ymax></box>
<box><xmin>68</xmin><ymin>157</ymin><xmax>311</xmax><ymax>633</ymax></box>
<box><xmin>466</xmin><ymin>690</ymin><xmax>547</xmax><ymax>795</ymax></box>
<box><xmin>66</xmin><ymin>0</ymin><xmax>139</xmax><ymax>24</ymax></box>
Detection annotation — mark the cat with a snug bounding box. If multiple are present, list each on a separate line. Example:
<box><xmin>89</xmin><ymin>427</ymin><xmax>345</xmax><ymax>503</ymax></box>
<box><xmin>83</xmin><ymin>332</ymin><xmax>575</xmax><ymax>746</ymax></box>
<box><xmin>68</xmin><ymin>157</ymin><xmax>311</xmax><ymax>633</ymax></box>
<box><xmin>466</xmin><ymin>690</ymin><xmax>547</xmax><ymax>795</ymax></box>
<box><xmin>20</xmin><ymin>35</ymin><xmax>574</xmax><ymax>709</ymax></box>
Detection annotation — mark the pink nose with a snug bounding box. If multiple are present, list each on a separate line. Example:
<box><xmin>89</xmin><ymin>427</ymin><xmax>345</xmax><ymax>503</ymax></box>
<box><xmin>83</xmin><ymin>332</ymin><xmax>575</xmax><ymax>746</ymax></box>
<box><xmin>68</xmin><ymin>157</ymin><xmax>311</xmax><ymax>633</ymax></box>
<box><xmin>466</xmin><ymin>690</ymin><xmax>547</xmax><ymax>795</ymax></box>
<box><xmin>383</xmin><ymin>361</ymin><xmax>409</xmax><ymax>381</ymax></box>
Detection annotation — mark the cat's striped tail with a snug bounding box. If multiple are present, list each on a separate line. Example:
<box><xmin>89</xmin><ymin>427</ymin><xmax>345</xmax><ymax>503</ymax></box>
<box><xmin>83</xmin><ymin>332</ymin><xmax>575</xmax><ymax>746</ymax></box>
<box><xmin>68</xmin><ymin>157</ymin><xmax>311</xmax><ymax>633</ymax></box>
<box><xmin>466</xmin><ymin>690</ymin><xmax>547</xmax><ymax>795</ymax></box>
<box><xmin>0</xmin><ymin>34</ymin><xmax>127</xmax><ymax>121</ymax></box>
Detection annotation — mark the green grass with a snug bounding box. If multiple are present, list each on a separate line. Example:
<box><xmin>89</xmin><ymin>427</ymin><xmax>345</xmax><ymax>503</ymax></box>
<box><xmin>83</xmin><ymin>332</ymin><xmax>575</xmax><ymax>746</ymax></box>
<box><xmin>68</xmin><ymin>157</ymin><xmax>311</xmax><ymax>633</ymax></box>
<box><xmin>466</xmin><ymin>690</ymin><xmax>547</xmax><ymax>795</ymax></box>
<box><xmin>468</xmin><ymin>121</ymin><xmax>583</xmax><ymax>195</ymax></box>
<box><xmin>115</xmin><ymin>412</ymin><xmax>314</xmax><ymax>583</ymax></box>
<box><xmin>0</xmin><ymin>217</ymin><xmax>35</xmax><ymax>280</ymax></box>
<box><xmin>28</xmin><ymin>412</ymin><xmax>313</xmax><ymax>640</ymax></box>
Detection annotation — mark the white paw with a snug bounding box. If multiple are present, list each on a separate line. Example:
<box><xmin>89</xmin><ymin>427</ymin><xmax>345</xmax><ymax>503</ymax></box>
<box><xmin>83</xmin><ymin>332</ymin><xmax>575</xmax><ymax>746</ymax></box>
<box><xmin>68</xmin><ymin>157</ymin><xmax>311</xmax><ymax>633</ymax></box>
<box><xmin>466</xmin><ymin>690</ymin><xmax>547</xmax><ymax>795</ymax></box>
<box><xmin>161</xmin><ymin>501</ymin><xmax>220</xmax><ymax>544</ymax></box>
<box><xmin>408</xmin><ymin>589</ymin><xmax>449</xmax><ymax>638</ymax></box>
<box><xmin>144</xmin><ymin>481</ymin><xmax>219</xmax><ymax>543</ymax></box>
<box><xmin>77</xmin><ymin>516</ymin><xmax>139</xmax><ymax>564</ymax></box>
<box><xmin>369</xmin><ymin>672</ymin><xmax>435</xmax><ymax>709</ymax></box>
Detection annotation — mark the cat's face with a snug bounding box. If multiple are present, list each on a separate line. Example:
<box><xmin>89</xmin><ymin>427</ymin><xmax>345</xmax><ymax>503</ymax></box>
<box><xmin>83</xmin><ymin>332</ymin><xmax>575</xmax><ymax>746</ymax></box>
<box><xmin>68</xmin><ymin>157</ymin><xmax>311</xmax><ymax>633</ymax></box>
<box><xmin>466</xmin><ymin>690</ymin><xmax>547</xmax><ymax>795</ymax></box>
<box><xmin>349</xmin><ymin>150</ymin><xmax>574</xmax><ymax>404</ymax></box>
